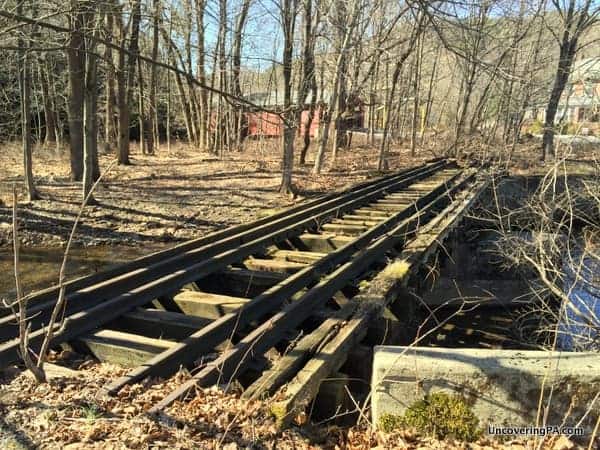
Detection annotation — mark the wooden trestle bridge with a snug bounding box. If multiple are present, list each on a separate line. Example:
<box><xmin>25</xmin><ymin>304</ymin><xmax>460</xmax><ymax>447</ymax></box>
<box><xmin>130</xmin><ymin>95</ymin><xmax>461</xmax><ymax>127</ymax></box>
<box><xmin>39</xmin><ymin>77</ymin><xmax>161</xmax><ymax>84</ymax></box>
<box><xmin>0</xmin><ymin>159</ymin><xmax>488</xmax><ymax>425</ymax></box>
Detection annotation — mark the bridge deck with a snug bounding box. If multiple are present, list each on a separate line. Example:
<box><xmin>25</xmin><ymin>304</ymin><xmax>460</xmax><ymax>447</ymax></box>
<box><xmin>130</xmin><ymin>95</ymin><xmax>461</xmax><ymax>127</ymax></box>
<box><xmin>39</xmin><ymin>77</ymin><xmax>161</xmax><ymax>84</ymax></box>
<box><xmin>0</xmin><ymin>159</ymin><xmax>488</xmax><ymax>423</ymax></box>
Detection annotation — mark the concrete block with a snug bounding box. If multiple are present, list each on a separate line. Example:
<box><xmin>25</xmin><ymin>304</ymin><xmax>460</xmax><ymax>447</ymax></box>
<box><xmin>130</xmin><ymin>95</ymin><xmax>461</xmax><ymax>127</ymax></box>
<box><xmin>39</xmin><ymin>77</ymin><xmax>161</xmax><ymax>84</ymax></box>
<box><xmin>372</xmin><ymin>346</ymin><xmax>600</xmax><ymax>433</ymax></box>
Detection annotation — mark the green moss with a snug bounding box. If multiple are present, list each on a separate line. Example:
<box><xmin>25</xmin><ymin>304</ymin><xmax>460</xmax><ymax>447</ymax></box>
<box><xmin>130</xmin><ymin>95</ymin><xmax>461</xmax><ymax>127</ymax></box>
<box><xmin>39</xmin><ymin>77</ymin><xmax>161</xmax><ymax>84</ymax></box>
<box><xmin>379</xmin><ymin>413</ymin><xmax>404</xmax><ymax>433</ymax></box>
<box><xmin>270</xmin><ymin>403</ymin><xmax>287</xmax><ymax>426</ymax></box>
<box><xmin>379</xmin><ymin>392</ymin><xmax>481</xmax><ymax>442</ymax></box>
<box><xmin>358</xmin><ymin>279</ymin><xmax>370</xmax><ymax>290</ymax></box>
<box><xmin>380</xmin><ymin>260</ymin><xmax>410</xmax><ymax>280</ymax></box>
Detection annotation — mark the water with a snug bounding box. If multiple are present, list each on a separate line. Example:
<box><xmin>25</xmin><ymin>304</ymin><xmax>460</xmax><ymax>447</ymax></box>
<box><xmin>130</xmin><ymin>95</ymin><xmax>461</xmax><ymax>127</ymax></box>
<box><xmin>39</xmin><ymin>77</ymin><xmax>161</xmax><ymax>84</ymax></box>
<box><xmin>0</xmin><ymin>245</ymin><xmax>166</xmax><ymax>300</ymax></box>
<box><xmin>558</xmin><ymin>245</ymin><xmax>600</xmax><ymax>351</ymax></box>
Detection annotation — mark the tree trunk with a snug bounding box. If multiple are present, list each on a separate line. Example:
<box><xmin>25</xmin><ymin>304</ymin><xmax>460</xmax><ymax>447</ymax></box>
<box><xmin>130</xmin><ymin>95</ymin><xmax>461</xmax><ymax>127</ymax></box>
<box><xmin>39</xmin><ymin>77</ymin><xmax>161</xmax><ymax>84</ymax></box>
<box><xmin>377</xmin><ymin>19</ymin><xmax>422</xmax><ymax>170</ymax></box>
<box><xmin>279</xmin><ymin>0</ymin><xmax>296</xmax><ymax>195</ymax></box>
<box><xmin>67</xmin><ymin>0</ymin><xmax>85</xmax><ymax>180</ymax></box>
<box><xmin>83</xmin><ymin>9</ymin><xmax>99</xmax><ymax>202</ymax></box>
<box><xmin>231</xmin><ymin>0</ymin><xmax>252</xmax><ymax>149</ymax></box>
<box><xmin>313</xmin><ymin>0</ymin><xmax>360</xmax><ymax>174</ymax></box>
<box><xmin>378</xmin><ymin>61</ymin><xmax>402</xmax><ymax>171</ymax></box>
<box><xmin>116</xmin><ymin>10</ymin><xmax>129</xmax><ymax>164</ymax></box>
<box><xmin>104</xmin><ymin>1</ymin><xmax>118</xmax><ymax>149</ymax></box>
<box><xmin>420</xmin><ymin>45</ymin><xmax>439</xmax><ymax>143</ymax></box>
<box><xmin>298</xmin><ymin>0</ymin><xmax>317</xmax><ymax>165</ymax></box>
<box><xmin>148</xmin><ymin>0</ymin><xmax>160</xmax><ymax>154</ymax></box>
<box><xmin>18</xmin><ymin>4</ymin><xmax>38</xmax><ymax>201</ymax></box>
<box><xmin>196</xmin><ymin>0</ymin><xmax>208</xmax><ymax>149</ymax></box>
<box><xmin>117</xmin><ymin>0</ymin><xmax>141</xmax><ymax>165</ymax></box>
<box><xmin>410</xmin><ymin>35</ymin><xmax>422</xmax><ymax>156</ymax></box>
<box><xmin>184</xmin><ymin>0</ymin><xmax>200</xmax><ymax>146</ymax></box>
<box><xmin>166</xmin><ymin>68</ymin><xmax>171</xmax><ymax>152</ymax></box>
<box><xmin>216</xmin><ymin>0</ymin><xmax>228</xmax><ymax>155</ymax></box>
<box><xmin>38</xmin><ymin>58</ymin><xmax>57</xmax><ymax>146</ymax></box>
<box><xmin>137</xmin><ymin>57</ymin><xmax>147</xmax><ymax>154</ymax></box>
<box><xmin>300</xmin><ymin>87</ymin><xmax>317</xmax><ymax>165</ymax></box>
<box><xmin>542</xmin><ymin>40</ymin><xmax>577</xmax><ymax>161</ymax></box>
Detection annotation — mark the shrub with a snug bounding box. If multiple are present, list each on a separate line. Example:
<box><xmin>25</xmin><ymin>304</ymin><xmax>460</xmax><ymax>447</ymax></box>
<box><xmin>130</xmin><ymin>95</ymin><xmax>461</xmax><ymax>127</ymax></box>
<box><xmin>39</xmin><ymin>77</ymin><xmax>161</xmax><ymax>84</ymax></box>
<box><xmin>527</xmin><ymin>119</ymin><xmax>544</xmax><ymax>134</ymax></box>
<box><xmin>379</xmin><ymin>392</ymin><xmax>481</xmax><ymax>442</ymax></box>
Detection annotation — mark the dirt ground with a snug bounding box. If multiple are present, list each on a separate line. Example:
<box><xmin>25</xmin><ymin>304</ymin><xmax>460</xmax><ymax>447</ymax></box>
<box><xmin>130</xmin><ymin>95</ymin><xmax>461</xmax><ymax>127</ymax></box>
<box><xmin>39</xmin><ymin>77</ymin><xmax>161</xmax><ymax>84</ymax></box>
<box><xmin>0</xmin><ymin>138</ymin><xmax>435</xmax><ymax>249</ymax></box>
<box><xmin>0</xmin><ymin>135</ymin><xmax>595</xmax><ymax>250</ymax></box>
<box><xmin>0</xmin><ymin>355</ymin><xmax>584</xmax><ymax>449</ymax></box>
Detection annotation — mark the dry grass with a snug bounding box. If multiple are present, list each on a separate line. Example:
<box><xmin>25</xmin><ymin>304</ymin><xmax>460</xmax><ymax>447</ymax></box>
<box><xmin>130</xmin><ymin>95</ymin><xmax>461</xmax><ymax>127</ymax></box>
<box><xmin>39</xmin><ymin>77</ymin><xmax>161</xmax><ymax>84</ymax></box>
<box><xmin>0</xmin><ymin>355</ymin><xmax>581</xmax><ymax>449</ymax></box>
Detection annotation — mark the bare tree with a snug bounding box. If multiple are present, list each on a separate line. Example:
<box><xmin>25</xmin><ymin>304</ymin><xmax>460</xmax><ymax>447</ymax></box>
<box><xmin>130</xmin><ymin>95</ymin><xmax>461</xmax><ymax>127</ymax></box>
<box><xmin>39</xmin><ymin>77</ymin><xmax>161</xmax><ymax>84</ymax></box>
<box><xmin>117</xmin><ymin>0</ymin><xmax>142</xmax><ymax>165</ymax></box>
<box><xmin>83</xmin><ymin>1</ymin><xmax>101</xmax><ymax>202</ymax></box>
<box><xmin>103</xmin><ymin>0</ymin><xmax>118</xmax><ymax>150</ymax></box>
<box><xmin>312</xmin><ymin>0</ymin><xmax>361</xmax><ymax>175</ymax></box>
<box><xmin>67</xmin><ymin>0</ymin><xmax>86</xmax><ymax>180</ymax></box>
<box><xmin>298</xmin><ymin>0</ymin><xmax>319</xmax><ymax>165</ymax></box>
<box><xmin>17</xmin><ymin>0</ymin><xmax>37</xmax><ymax>201</ymax></box>
<box><xmin>147</xmin><ymin>0</ymin><xmax>161</xmax><ymax>155</ymax></box>
<box><xmin>37</xmin><ymin>55</ymin><xmax>58</xmax><ymax>147</ymax></box>
<box><xmin>541</xmin><ymin>0</ymin><xmax>600</xmax><ymax>160</ymax></box>
<box><xmin>12</xmin><ymin>187</ymin><xmax>45</xmax><ymax>382</ymax></box>
<box><xmin>196</xmin><ymin>0</ymin><xmax>209</xmax><ymax>149</ymax></box>
<box><xmin>231</xmin><ymin>0</ymin><xmax>253</xmax><ymax>149</ymax></box>
<box><xmin>279</xmin><ymin>0</ymin><xmax>298</xmax><ymax>194</ymax></box>
<box><xmin>378</xmin><ymin>11</ymin><xmax>423</xmax><ymax>171</ymax></box>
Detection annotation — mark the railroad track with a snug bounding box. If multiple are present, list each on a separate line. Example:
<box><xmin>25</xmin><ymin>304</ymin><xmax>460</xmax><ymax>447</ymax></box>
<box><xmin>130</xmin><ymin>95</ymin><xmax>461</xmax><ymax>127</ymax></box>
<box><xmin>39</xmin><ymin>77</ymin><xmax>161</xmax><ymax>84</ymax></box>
<box><xmin>0</xmin><ymin>159</ymin><xmax>488</xmax><ymax>421</ymax></box>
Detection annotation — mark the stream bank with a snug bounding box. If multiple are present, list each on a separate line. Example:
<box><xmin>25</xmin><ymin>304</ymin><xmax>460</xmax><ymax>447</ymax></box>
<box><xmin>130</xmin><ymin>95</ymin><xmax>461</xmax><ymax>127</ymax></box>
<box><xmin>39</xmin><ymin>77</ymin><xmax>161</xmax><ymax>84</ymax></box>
<box><xmin>0</xmin><ymin>245</ymin><xmax>166</xmax><ymax>300</ymax></box>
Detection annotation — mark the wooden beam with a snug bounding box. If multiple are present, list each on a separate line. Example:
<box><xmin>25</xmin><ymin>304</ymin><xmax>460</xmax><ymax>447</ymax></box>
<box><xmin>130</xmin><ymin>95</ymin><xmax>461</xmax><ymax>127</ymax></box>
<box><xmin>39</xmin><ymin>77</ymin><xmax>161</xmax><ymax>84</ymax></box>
<box><xmin>269</xmin><ymin>178</ymin><xmax>488</xmax><ymax>427</ymax></box>
<box><xmin>172</xmin><ymin>291</ymin><xmax>250</xmax><ymax>319</ymax></box>
<box><xmin>331</xmin><ymin>218</ymin><xmax>381</xmax><ymax>227</ymax></box>
<box><xmin>244</xmin><ymin>258</ymin><xmax>308</xmax><ymax>274</ymax></box>
<box><xmin>269</xmin><ymin>250</ymin><xmax>327</xmax><ymax>264</ymax></box>
<box><xmin>289</xmin><ymin>233</ymin><xmax>354</xmax><ymax>252</ymax></box>
<box><xmin>365</xmin><ymin>203</ymin><xmax>409</xmax><ymax>212</ymax></box>
<box><xmin>375</xmin><ymin>199</ymin><xmax>412</xmax><ymax>206</ymax></box>
<box><xmin>181</xmin><ymin>282</ymin><xmax>202</xmax><ymax>291</ymax></box>
<box><xmin>108</xmin><ymin>308</ymin><xmax>210</xmax><ymax>340</ymax></box>
<box><xmin>386</xmin><ymin>192</ymin><xmax>422</xmax><ymax>199</ymax></box>
<box><xmin>75</xmin><ymin>330</ymin><xmax>174</xmax><ymax>368</ymax></box>
<box><xmin>152</xmin><ymin>295</ymin><xmax>185</xmax><ymax>313</ymax></box>
<box><xmin>353</xmin><ymin>208</ymin><xmax>394</xmax><ymax>216</ymax></box>
<box><xmin>270</xmin><ymin>306</ymin><xmax>369</xmax><ymax>426</ymax></box>
<box><xmin>321</xmin><ymin>223</ymin><xmax>368</xmax><ymax>234</ymax></box>
<box><xmin>243</xmin><ymin>302</ymin><xmax>357</xmax><ymax>400</ymax></box>
<box><xmin>341</xmin><ymin>213</ymin><xmax>389</xmax><ymax>221</ymax></box>
<box><xmin>196</xmin><ymin>268</ymin><xmax>286</xmax><ymax>297</ymax></box>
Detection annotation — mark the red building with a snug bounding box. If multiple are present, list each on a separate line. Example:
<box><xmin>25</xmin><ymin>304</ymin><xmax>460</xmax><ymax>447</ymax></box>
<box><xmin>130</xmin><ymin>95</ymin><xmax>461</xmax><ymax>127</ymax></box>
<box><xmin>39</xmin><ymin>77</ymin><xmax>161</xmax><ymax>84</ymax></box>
<box><xmin>245</xmin><ymin>107</ymin><xmax>322</xmax><ymax>138</ymax></box>
<box><xmin>243</xmin><ymin>91</ymin><xmax>364</xmax><ymax>138</ymax></box>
